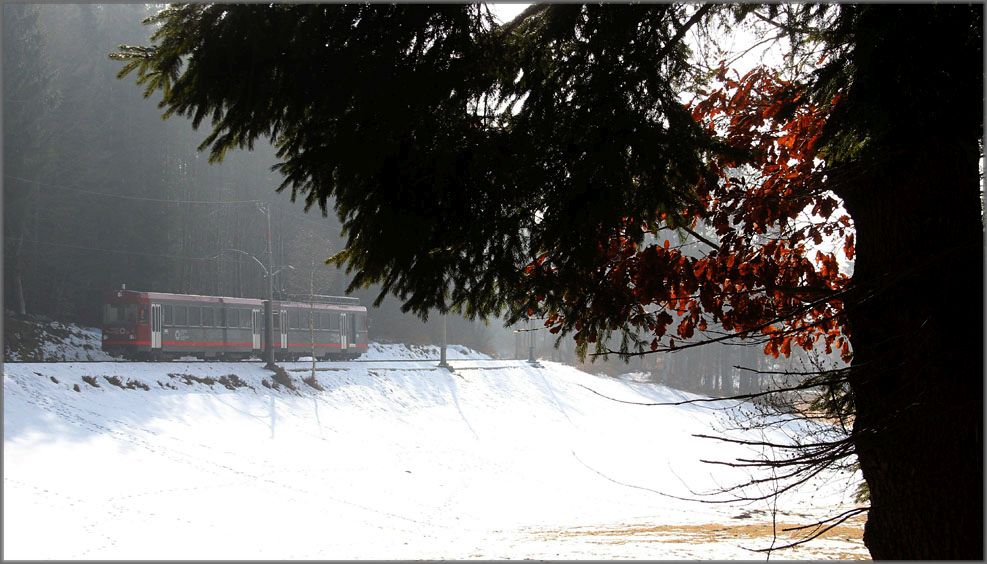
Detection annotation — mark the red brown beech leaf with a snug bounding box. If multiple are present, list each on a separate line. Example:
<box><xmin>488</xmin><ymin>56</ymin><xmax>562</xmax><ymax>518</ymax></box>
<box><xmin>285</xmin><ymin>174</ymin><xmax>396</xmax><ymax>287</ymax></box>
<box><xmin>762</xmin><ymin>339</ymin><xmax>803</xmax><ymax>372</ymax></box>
<box><xmin>533</xmin><ymin>63</ymin><xmax>852</xmax><ymax>363</ymax></box>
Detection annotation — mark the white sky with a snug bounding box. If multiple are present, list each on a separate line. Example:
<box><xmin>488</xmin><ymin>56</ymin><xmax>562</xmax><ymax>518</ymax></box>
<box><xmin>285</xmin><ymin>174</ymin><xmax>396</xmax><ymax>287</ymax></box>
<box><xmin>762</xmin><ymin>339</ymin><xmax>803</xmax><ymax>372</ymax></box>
<box><xmin>490</xmin><ymin>4</ymin><xmax>786</xmax><ymax>73</ymax></box>
<box><xmin>490</xmin><ymin>3</ymin><xmax>531</xmax><ymax>25</ymax></box>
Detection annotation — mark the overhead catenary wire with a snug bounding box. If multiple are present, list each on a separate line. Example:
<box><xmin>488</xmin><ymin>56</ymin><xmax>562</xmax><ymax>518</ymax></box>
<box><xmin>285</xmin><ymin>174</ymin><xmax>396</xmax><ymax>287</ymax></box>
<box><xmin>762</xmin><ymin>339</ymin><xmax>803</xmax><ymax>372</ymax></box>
<box><xmin>4</xmin><ymin>173</ymin><xmax>265</xmax><ymax>205</ymax></box>
<box><xmin>21</xmin><ymin>237</ymin><xmax>339</xmax><ymax>276</ymax></box>
<box><xmin>9</xmin><ymin>172</ymin><xmax>340</xmax><ymax>259</ymax></box>
<box><xmin>6</xmin><ymin>174</ymin><xmax>339</xmax><ymax>232</ymax></box>
<box><xmin>8</xmin><ymin>173</ymin><xmax>343</xmax><ymax>303</ymax></box>
<box><xmin>22</xmin><ymin>238</ymin><xmax>252</xmax><ymax>263</ymax></box>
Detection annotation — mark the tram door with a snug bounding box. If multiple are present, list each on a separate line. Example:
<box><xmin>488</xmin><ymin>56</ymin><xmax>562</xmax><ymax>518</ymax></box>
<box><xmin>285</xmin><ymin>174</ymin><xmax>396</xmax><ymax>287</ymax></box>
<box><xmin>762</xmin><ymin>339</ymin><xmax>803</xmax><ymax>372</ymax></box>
<box><xmin>251</xmin><ymin>309</ymin><xmax>261</xmax><ymax>349</ymax></box>
<box><xmin>348</xmin><ymin>313</ymin><xmax>357</xmax><ymax>347</ymax></box>
<box><xmin>340</xmin><ymin>313</ymin><xmax>348</xmax><ymax>349</ymax></box>
<box><xmin>150</xmin><ymin>304</ymin><xmax>162</xmax><ymax>349</ymax></box>
<box><xmin>279</xmin><ymin>309</ymin><xmax>288</xmax><ymax>349</ymax></box>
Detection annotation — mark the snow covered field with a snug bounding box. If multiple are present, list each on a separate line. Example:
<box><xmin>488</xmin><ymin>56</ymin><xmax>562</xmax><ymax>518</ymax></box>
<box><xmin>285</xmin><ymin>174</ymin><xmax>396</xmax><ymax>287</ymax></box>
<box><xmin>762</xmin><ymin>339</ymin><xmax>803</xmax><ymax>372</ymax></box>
<box><xmin>4</xmin><ymin>344</ymin><xmax>868</xmax><ymax>559</ymax></box>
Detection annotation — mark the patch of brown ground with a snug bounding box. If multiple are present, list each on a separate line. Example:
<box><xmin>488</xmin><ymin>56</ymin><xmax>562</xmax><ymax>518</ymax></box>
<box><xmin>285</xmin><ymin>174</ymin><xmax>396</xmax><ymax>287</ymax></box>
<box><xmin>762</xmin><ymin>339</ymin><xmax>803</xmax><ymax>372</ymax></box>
<box><xmin>532</xmin><ymin>515</ymin><xmax>868</xmax><ymax>559</ymax></box>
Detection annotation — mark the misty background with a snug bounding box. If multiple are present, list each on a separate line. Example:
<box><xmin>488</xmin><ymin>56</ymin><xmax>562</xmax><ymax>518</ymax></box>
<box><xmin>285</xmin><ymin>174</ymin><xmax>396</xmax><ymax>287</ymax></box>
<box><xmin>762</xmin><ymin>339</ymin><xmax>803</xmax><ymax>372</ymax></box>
<box><xmin>3</xmin><ymin>4</ymin><xmax>838</xmax><ymax>393</ymax></box>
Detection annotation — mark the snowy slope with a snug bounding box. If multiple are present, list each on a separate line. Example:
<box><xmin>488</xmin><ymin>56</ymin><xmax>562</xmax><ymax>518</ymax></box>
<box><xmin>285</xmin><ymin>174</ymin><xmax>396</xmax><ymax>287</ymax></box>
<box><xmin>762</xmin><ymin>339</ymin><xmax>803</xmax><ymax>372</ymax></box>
<box><xmin>3</xmin><ymin>345</ymin><xmax>867</xmax><ymax>559</ymax></box>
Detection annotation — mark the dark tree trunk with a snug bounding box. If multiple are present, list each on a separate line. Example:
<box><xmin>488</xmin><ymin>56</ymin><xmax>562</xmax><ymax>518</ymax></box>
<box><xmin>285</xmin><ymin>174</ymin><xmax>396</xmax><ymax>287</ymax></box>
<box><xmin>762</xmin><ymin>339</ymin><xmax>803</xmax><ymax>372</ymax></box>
<box><xmin>839</xmin><ymin>139</ymin><xmax>983</xmax><ymax>559</ymax></box>
<box><xmin>15</xmin><ymin>268</ymin><xmax>26</xmax><ymax>316</ymax></box>
<box><xmin>719</xmin><ymin>345</ymin><xmax>733</xmax><ymax>396</ymax></box>
<box><xmin>822</xmin><ymin>6</ymin><xmax>983</xmax><ymax>558</ymax></box>
<box><xmin>15</xmin><ymin>231</ymin><xmax>28</xmax><ymax>315</ymax></box>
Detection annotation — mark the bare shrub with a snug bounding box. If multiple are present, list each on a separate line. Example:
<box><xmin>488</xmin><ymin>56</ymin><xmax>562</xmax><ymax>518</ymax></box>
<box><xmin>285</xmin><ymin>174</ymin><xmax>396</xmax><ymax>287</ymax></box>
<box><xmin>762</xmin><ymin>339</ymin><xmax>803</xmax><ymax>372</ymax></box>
<box><xmin>217</xmin><ymin>374</ymin><xmax>253</xmax><ymax>391</ymax></box>
<box><xmin>169</xmin><ymin>373</ymin><xmax>216</xmax><ymax>387</ymax></box>
<box><xmin>104</xmin><ymin>375</ymin><xmax>125</xmax><ymax>388</ymax></box>
<box><xmin>127</xmin><ymin>379</ymin><xmax>150</xmax><ymax>391</ymax></box>
<box><xmin>270</xmin><ymin>365</ymin><xmax>296</xmax><ymax>391</ymax></box>
<box><xmin>302</xmin><ymin>374</ymin><xmax>324</xmax><ymax>391</ymax></box>
<box><xmin>102</xmin><ymin>376</ymin><xmax>150</xmax><ymax>390</ymax></box>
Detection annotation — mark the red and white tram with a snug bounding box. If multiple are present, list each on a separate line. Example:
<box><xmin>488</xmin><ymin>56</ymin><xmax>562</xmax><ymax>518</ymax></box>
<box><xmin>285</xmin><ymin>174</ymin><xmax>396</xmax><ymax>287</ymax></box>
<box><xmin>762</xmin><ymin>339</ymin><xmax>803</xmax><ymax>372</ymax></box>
<box><xmin>101</xmin><ymin>288</ymin><xmax>368</xmax><ymax>361</ymax></box>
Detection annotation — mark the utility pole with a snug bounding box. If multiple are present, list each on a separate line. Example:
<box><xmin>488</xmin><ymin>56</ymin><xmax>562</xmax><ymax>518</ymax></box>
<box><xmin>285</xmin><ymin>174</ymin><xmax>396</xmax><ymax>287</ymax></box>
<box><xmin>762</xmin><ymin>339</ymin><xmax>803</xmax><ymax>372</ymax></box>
<box><xmin>528</xmin><ymin>317</ymin><xmax>535</xmax><ymax>363</ymax></box>
<box><xmin>310</xmin><ymin>258</ymin><xmax>317</xmax><ymax>379</ymax></box>
<box><xmin>217</xmin><ymin>239</ymin><xmax>290</xmax><ymax>370</ymax></box>
<box><xmin>438</xmin><ymin>313</ymin><xmax>453</xmax><ymax>371</ymax></box>
<box><xmin>261</xmin><ymin>202</ymin><xmax>276</xmax><ymax>370</ymax></box>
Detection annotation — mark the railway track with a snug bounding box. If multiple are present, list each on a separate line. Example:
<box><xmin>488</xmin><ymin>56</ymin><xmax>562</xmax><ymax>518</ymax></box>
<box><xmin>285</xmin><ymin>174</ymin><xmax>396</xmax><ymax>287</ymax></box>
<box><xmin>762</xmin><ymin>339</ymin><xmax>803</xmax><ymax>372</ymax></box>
<box><xmin>3</xmin><ymin>358</ymin><xmax>529</xmax><ymax>365</ymax></box>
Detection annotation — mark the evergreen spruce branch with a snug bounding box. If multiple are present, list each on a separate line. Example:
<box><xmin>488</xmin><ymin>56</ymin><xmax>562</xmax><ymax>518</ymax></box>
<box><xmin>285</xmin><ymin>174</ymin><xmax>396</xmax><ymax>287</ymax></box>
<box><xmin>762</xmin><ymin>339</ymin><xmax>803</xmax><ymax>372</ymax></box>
<box><xmin>495</xmin><ymin>4</ymin><xmax>551</xmax><ymax>36</ymax></box>
<box><xmin>654</xmin><ymin>4</ymin><xmax>716</xmax><ymax>63</ymax></box>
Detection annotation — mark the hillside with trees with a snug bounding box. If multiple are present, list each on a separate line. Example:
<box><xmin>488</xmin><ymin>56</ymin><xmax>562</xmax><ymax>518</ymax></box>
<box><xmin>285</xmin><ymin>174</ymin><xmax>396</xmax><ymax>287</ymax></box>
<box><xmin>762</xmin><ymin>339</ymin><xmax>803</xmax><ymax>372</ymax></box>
<box><xmin>2</xmin><ymin>4</ymin><xmax>502</xmax><ymax>352</ymax></box>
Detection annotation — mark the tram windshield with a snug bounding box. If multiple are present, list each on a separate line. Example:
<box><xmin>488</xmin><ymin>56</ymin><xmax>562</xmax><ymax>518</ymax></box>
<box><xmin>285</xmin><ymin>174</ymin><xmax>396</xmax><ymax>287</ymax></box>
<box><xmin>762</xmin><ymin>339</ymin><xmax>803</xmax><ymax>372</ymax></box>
<box><xmin>103</xmin><ymin>303</ymin><xmax>137</xmax><ymax>324</ymax></box>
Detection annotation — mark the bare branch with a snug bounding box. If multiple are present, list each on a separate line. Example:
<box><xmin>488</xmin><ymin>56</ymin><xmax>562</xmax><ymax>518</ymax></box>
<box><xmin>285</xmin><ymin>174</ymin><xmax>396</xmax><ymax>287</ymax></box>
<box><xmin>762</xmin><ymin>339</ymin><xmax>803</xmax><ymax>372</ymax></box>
<box><xmin>734</xmin><ymin>365</ymin><xmax>854</xmax><ymax>376</ymax></box>
<box><xmin>750</xmin><ymin>507</ymin><xmax>870</xmax><ymax>552</ymax></box>
<box><xmin>592</xmin><ymin>283</ymin><xmax>854</xmax><ymax>358</ymax></box>
<box><xmin>679</xmin><ymin>224</ymin><xmax>721</xmax><ymax>250</ymax></box>
<box><xmin>691</xmin><ymin>433</ymin><xmax>854</xmax><ymax>452</ymax></box>
<box><xmin>572</xmin><ymin>375</ymin><xmax>848</xmax><ymax>408</ymax></box>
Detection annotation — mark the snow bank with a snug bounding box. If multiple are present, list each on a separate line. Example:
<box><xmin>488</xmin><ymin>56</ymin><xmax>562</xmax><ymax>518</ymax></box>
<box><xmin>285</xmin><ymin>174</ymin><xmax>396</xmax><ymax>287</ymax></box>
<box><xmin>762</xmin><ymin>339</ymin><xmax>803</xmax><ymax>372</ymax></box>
<box><xmin>3</xmin><ymin>346</ymin><xmax>866</xmax><ymax>559</ymax></box>
<box><xmin>4</xmin><ymin>316</ymin><xmax>116</xmax><ymax>362</ymax></box>
<box><xmin>363</xmin><ymin>342</ymin><xmax>489</xmax><ymax>360</ymax></box>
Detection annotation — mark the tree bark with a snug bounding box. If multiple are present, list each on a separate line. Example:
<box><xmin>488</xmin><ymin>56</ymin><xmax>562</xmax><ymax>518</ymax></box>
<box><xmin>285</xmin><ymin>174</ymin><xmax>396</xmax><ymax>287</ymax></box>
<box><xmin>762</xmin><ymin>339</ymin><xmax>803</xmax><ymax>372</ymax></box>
<box><xmin>719</xmin><ymin>344</ymin><xmax>733</xmax><ymax>396</ymax></box>
<box><xmin>838</xmin><ymin>136</ymin><xmax>983</xmax><ymax>559</ymax></box>
<box><xmin>823</xmin><ymin>5</ymin><xmax>984</xmax><ymax>558</ymax></box>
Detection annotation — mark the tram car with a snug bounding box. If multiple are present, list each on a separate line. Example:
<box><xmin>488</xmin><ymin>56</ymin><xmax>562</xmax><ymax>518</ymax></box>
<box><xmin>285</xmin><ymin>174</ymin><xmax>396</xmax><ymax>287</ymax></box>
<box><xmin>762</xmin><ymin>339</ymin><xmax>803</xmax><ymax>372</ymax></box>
<box><xmin>101</xmin><ymin>287</ymin><xmax>368</xmax><ymax>361</ymax></box>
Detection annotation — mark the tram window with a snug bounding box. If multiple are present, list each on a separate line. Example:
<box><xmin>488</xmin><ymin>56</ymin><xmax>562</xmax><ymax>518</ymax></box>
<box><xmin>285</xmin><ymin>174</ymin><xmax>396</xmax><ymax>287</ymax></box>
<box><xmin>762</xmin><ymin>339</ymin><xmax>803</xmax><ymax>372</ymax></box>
<box><xmin>240</xmin><ymin>309</ymin><xmax>251</xmax><ymax>329</ymax></box>
<box><xmin>299</xmin><ymin>310</ymin><xmax>310</xmax><ymax>329</ymax></box>
<box><xmin>273</xmin><ymin>311</ymin><xmax>280</xmax><ymax>330</ymax></box>
<box><xmin>188</xmin><ymin>306</ymin><xmax>201</xmax><ymax>326</ymax></box>
<box><xmin>103</xmin><ymin>304</ymin><xmax>137</xmax><ymax>323</ymax></box>
<box><xmin>329</xmin><ymin>313</ymin><xmax>340</xmax><ymax>331</ymax></box>
<box><xmin>163</xmin><ymin>304</ymin><xmax>173</xmax><ymax>325</ymax></box>
<box><xmin>321</xmin><ymin>312</ymin><xmax>331</xmax><ymax>330</ymax></box>
<box><xmin>174</xmin><ymin>306</ymin><xmax>187</xmax><ymax>326</ymax></box>
<box><xmin>226</xmin><ymin>308</ymin><xmax>239</xmax><ymax>328</ymax></box>
<box><xmin>312</xmin><ymin>310</ymin><xmax>321</xmax><ymax>330</ymax></box>
<box><xmin>288</xmin><ymin>309</ymin><xmax>299</xmax><ymax>330</ymax></box>
<box><xmin>202</xmin><ymin>307</ymin><xmax>214</xmax><ymax>327</ymax></box>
